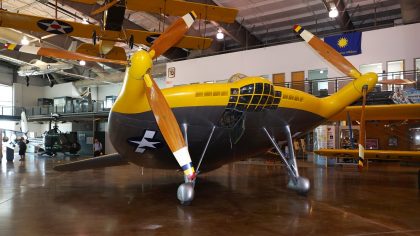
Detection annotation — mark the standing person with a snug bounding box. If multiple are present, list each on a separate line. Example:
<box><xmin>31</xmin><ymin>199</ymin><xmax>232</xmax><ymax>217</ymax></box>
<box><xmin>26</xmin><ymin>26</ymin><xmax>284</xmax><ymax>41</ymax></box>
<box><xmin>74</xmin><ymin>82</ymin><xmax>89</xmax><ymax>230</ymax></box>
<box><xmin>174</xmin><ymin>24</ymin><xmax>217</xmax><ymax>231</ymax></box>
<box><xmin>93</xmin><ymin>138</ymin><xmax>103</xmax><ymax>157</ymax></box>
<box><xmin>18</xmin><ymin>137</ymin><xmax>27</xmax><ymax>161</ymax></box>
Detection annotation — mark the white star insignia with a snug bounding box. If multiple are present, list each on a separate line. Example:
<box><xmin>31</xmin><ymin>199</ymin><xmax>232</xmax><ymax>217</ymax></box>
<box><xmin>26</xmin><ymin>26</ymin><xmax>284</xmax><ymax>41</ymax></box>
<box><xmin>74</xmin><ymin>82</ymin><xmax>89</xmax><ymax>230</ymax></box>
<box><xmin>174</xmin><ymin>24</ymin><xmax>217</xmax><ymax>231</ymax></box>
<box><xmin>129</xmin><ymin>130</ymin><xmax>160</xmax><ymax>153</ymax></box>
<box><xmin>39</xmin><ymin>20</ymin><xmax>72</xmax><ymax>34</ymax></box>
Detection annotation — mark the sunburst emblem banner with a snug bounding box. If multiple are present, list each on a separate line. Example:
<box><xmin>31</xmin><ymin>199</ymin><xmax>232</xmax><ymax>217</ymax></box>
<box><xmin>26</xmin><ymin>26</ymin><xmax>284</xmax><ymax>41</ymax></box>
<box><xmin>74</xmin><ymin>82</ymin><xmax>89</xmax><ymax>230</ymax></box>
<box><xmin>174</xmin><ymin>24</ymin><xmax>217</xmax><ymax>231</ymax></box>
<box><xmin>324</xmin><ymin>31</ymin><xmax>362</xmax><ymax>56</ymax></box>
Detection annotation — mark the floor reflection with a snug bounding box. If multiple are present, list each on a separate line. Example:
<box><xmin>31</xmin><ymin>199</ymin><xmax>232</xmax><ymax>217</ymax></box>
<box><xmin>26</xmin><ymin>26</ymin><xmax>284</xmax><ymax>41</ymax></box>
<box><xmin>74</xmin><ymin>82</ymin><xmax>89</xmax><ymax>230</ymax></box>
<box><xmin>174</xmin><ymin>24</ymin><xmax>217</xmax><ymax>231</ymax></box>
<box><xmin>0</xmin><ymin>154</ymin><xmax>419</xmax><ymax>235</ymax></box>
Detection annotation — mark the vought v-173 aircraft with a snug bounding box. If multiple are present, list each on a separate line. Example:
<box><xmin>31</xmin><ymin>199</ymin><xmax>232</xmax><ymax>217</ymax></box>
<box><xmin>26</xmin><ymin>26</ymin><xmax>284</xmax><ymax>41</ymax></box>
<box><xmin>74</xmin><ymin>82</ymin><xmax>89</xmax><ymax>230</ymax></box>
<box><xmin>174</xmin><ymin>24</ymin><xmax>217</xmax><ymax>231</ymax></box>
<box><xmin>46</xmin><ymin>14</ymin><xmax>383</xmax><ymax>205</ymax></box>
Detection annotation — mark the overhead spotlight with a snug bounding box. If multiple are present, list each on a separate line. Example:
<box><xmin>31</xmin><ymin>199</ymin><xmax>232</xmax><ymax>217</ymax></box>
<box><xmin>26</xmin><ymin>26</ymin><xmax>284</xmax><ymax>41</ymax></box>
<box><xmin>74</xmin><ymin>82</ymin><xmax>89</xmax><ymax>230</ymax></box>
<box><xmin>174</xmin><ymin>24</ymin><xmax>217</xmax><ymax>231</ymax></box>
<box><xmin>79</xmin><ymin>60</ymin><xmax>86</xmax><ymax>66</ymax></box>
<box><xmin>216</xmin><ymin>28</ymin><xmax>224</xmax><ymax>40</ymax></box>
<box><xmin>21</xmin><ymin>36</ymin><xmax>29</xmax><ymax>45</ymax></box>
<box><xmin>82</xmin><ymin>18</ymin><xmax>89</xmax><ymax>25</ymax></box>
<box><xmin>329</xmin><ymin>6</ymin><xmax>339</xmax><ymax>18</ymax></box>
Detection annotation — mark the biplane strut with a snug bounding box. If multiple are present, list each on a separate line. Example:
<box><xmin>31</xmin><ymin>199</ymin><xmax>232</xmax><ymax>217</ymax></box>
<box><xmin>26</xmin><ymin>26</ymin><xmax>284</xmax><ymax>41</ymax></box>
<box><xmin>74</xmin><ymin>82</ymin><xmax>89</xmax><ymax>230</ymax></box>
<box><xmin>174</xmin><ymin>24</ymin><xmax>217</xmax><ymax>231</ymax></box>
<box><xmin>262</xmin><ymin>126</ymin><xmax>310</xmax><ymax>194</ymax></box>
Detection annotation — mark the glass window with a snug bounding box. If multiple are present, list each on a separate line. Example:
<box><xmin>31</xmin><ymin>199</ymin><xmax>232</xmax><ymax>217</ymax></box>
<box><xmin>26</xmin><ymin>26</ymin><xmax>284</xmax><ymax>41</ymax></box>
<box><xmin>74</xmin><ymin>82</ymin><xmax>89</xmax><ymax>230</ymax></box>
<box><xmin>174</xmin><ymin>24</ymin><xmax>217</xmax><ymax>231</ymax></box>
<box><xmin>0</xmin><ymin>84</ymin><xmax>14</xmax><ymax>130</ymax></box>
<box><xmin>387</xmin><ymin>60</ymin><xmax>404</xmax><ymax>80</ymax></box>
<box><xmin>308</xmin><ymin>68</ymin><xmax>328</xmax><ymax>96</ymax></box>
<box><xmin>360</xmin><ymin>63</ymin><xmax>383</xmax><ymax>79</ymax></box>
<box><xmin>360</xmin><ymin>63</ymin><xmax>383</xmax><ymax>74</ymax></box>
<box><xmin>0</xmin><ymin>85</ymin><xmax>12</xmax><ymax>107</ymax></box>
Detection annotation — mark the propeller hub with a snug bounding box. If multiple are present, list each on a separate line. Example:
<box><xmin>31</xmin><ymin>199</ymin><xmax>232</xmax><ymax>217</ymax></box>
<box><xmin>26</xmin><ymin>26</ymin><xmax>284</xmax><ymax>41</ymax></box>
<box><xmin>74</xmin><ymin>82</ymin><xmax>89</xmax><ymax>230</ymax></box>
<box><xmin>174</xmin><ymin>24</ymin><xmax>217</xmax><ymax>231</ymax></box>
<box><xmin>355</xmin><ymin>72</ymin><xmax>378</xmax><ymax>94</ymax></box>
<box><xmin>128</xmin><ymin>50</ymin><xmax>153</xmax><ymax>80</ymax></box>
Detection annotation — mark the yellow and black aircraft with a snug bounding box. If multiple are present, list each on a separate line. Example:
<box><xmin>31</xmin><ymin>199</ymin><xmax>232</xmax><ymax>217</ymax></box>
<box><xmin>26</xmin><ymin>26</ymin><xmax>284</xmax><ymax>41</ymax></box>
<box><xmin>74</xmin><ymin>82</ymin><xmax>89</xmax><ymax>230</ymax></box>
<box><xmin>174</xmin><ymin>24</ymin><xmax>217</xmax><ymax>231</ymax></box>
<box><xmin>5</xmin><ymin>6</ymin><xmax>418</xmax><ymax>203</ymax></box>
<box><xmin>48</xmin><ymin>20</ymin><xmax>381</xmax><ymax>205</ymax></box>
<box><xmin>0</xmin><ymin>0</ymin><xmax>237</xmax><ymax>60</ymax></box>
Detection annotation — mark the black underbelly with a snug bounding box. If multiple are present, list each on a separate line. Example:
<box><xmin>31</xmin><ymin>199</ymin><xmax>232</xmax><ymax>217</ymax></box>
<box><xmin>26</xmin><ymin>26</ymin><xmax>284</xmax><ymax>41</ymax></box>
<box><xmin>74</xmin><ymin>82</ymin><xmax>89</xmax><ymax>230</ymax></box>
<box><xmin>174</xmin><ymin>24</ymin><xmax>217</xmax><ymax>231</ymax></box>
<box><xmin>109</xmin><ymin>106</ymin><xmax>325</xmax><ymax>172</ymax></box>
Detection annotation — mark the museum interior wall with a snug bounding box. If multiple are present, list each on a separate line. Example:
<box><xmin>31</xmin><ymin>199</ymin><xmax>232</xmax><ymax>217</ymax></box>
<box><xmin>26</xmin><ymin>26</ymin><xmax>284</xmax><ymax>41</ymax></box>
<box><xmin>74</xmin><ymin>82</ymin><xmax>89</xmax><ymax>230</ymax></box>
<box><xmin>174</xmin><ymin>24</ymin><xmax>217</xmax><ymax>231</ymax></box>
<box><xmin>4</xmin><ymin>22</ymin><xmax>420</xmax><ymax>155</ymax></box>
<box><xmin>11</xmin><ymin>23</ymin><xmax>420</xmax><ymax>108</ymax></box>
<box><xmin>167</xmin><ymin>22</ymin><xmax>420</xmax><ymax>86</ymax></box>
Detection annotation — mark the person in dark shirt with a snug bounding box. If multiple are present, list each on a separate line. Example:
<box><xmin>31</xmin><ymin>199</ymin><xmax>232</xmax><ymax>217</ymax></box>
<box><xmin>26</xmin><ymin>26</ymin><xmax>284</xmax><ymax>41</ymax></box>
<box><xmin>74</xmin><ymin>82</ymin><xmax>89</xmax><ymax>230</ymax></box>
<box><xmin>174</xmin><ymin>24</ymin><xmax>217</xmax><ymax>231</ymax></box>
<box><xmin>18</xmin><ymin>137</ymin><xmax>27</xmax><ymax>161</ymax></box>
<box><xmin>93</xmin><ymin>138</ymin><xmax>103</xmax><ymax>157</ymax></box>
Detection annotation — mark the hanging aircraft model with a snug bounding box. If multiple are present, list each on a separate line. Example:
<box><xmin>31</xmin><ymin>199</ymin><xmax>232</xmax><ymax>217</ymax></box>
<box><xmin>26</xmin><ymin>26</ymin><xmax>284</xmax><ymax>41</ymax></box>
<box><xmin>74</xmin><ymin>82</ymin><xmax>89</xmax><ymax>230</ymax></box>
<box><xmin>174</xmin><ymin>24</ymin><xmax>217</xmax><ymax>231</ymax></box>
<box><xmin>0</xmin><ymin>0</ymin><xmax>237</xmax><ymax>60</ymax></box>
<box><xmin>18</xmin><ymin>59</ymin><xmax>73</xmax><ymax>87</ymax></box>
<box><xmin>4</xmin><ymin>11</ymin><xmax>419</xmax><ymax>204</ymax></box>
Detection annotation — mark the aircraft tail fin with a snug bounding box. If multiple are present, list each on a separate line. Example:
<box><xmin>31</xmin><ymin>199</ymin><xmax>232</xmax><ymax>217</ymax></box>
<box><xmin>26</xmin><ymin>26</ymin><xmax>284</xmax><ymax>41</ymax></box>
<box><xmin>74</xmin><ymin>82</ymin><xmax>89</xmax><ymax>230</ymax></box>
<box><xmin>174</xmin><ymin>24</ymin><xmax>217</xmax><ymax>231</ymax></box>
<box><xmin>53</xmin><ymin>153</ymin><xmax>129</xmax><ymax>171</ymax></box>
<box><xmin>20</xmin><ymin>110</ymin><xmax>28</xmax><ymax>134</ymax></box>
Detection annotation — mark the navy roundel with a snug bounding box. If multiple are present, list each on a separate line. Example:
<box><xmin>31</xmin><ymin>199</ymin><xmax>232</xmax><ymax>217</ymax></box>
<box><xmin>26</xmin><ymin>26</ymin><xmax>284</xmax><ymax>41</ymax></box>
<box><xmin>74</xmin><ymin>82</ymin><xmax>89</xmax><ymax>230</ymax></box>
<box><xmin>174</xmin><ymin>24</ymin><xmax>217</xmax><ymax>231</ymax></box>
<box><xmin>37</xmin><ymin>19</ymin><xmax>74</xmax><ymax>34</ymax></box>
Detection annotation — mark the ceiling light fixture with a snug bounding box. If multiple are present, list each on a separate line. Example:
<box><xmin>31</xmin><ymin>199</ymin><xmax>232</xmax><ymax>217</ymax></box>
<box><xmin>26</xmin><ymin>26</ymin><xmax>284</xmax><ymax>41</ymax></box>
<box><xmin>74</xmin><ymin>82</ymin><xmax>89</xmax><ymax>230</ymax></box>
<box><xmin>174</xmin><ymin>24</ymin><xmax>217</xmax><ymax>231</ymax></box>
<box><xmin>21</xmin><ymin>36</ymin><xmax>29</xmax><ymax>45</ymax></box>
<box><xmin>328</xmin><ymin>6</ymin><xmax>339</xmax><ymax>18</ymax></box>
<box><xmin>216</xmin><ymin>28</ymin><xmax>224</xmax><ymax>40</ymax></box>
<box><xmin>79</xmin><ymin>60</ymin><xmax>86</xmax><ymax>66</ymax></box>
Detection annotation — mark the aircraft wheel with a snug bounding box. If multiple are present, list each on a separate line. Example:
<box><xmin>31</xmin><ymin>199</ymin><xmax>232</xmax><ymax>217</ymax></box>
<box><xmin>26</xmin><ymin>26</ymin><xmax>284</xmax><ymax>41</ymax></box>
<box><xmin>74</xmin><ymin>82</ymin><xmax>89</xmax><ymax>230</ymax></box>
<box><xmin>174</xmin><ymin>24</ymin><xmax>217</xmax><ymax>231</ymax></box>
<box><xmin>177</xmin><ymin>182</ymin><xmax>194</xmax><ymax>205</ymax></box>
<box><xmin>287</xmin><ymin>177</ymin><xmax>310</xmax><ymax>195</ymax></box>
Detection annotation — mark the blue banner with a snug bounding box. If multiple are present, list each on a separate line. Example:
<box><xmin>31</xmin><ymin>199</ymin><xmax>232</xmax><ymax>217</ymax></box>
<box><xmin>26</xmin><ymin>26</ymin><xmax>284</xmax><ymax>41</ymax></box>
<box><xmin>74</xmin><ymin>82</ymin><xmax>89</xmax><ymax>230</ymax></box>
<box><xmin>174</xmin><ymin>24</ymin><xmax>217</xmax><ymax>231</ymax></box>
<box><xmin>324</xmin><ymin>31</ymin><xmax>362</xmax><ymax>56</ymax></box>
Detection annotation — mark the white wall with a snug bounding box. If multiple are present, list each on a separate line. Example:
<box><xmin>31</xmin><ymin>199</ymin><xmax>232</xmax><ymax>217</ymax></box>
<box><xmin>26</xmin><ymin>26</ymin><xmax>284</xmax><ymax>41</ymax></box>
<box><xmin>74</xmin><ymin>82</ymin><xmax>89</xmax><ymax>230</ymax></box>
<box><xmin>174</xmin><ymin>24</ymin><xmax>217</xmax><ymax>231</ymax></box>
<box><xmin>13</xmin><ymin>83</ymin><xmax>44</xmax><ymax>107</ymax></box>
<box><xmin>42</xmin><ymin>83</ymin><xmax>81</xmax><ymax>99</ymax></box>
<box><xmin>14</xmin><ymin>83</ymin><xmax>84</xmax><ymax>107</ymax></box>
<box><xmin>167</xmin><ymin>23</ymin><xmax>420</xmax><ymax>85</ymax></box>
<box><xmin>97</xmin><ymin>84</ymin><xmax>122</xmax><ymax>101</ymax></box>
<box><xmin>0</xmin><ymin>64</ymin><xmax>13</xmax><ymax>86</ymax></box>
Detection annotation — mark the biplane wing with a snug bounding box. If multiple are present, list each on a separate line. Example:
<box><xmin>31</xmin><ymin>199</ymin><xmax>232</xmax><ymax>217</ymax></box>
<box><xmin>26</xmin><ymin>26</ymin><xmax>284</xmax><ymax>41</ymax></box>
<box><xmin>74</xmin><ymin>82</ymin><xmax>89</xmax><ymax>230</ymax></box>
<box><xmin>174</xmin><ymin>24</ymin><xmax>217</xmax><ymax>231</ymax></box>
<box><xmin>126</xmin><ymin>0</ymin><xmax>238</xmax><ymax>23</ymax></box>
<box><xmin>0</xmin><ymin>10</ymin><xmax>99</xmax><ymax>38</ymax></box>
<box><xmin>315</xmin><ymin>149</ymin><xmax>420</xmax><ymax>160</ymax></box>
<box><xmin>124</xmin><ymin>29</ymin><xmax>212</xmax><ymax>49</ymax></box>
<box><xmin>0</xmin><ymin>10</ymin><xmax>212</xmax><ymax>50</ymax></box>
<box><xmin>329</xmin><ymin>104</ymin><xmax>420</xmax><ymax>121</ymax></box>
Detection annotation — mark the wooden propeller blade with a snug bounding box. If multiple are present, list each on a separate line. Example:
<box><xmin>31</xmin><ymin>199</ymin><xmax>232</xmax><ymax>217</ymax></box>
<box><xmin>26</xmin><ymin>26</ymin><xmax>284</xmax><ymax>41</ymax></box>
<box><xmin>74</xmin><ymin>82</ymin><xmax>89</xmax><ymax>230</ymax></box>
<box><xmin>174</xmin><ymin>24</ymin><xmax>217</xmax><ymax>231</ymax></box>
<box><xmin>358</xmin><ymin>85</ymin><xmax>368</xmax><ymax>169</ymax></box>
<box><xmin>378</xmin><ymin>79</ymin><xmax>415</xmax><ymax>85</ymax></box>
<box><xmin>293</xmin><ymin>25</ymin><xmax>362</xmax><ymax>79</ymax></box>
<box><xmin>1</xmin><ymin>42</ymin><xmax>127</xmax><ymax>65</ymax></box>
<box><xmin>91</xmin><ymin>0</ymin><xmax>120</xmax><ymax>15</ymax></box>
<box><xmin>149</xmin><ymin>11</ymin><xmax>197</xmax><ymax>59</ymax></box>
<box><xmin>143</xmin><ymin>74</ymin><xmax>196</xmax><ymax>179</ymax></box>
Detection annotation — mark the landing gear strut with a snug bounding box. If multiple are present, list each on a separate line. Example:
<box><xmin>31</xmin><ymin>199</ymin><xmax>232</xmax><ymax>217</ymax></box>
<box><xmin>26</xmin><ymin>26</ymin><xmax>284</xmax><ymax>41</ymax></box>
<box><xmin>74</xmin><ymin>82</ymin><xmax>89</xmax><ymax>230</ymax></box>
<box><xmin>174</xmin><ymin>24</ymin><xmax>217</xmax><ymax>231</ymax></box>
<box><xmin>177</xmin><ymin>125</ymin><xmax>216</xmax><ymax>205</ymax></box>
<box><xmin>263</xmin><ymin>126</ymin><xmax>310</xmax><ymax>195</ymax></box>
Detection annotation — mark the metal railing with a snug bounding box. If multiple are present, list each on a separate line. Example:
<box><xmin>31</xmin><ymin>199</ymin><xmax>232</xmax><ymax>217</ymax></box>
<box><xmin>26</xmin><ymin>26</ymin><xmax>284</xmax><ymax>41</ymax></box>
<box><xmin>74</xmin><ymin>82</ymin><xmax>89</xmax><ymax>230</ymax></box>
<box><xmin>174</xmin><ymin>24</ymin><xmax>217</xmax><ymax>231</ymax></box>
<box><xmin>26</xmin><ymin>100</ymin><xmax>106</xmax><ymax>117</ymax></box>
<box><xmin>0</xmin><ymin>106</ymin><xmax>24</xmax><ymax>118</ymax></box>
<box><xmin>276</xmin><ymin>70</ymin><xmax>419</xmax><ymax>96</ymax></box>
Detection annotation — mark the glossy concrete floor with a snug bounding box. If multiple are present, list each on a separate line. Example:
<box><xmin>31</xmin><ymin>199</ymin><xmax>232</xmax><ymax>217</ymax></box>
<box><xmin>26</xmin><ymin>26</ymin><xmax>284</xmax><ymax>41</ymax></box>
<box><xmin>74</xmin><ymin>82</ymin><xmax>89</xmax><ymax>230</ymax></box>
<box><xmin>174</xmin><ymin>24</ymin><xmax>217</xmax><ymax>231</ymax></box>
<box><xmin>0</xmin><ymin>154</ymin><xmax>419</xmax><ymax>236</ymax></box>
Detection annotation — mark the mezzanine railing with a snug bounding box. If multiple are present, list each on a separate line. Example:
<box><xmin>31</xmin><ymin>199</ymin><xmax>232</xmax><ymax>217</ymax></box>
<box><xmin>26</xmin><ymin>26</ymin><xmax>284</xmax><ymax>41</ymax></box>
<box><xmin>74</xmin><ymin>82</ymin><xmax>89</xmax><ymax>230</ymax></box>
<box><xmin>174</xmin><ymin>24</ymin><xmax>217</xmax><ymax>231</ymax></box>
<box><xmin>25</xmin><ymin>100</ymin><xmax>107</xmax><ymax>117</ymax></box>
<box><xmin>277</xmin><ymin>70</ymin><xmax>419</xmax><ymax>96</ymax></box>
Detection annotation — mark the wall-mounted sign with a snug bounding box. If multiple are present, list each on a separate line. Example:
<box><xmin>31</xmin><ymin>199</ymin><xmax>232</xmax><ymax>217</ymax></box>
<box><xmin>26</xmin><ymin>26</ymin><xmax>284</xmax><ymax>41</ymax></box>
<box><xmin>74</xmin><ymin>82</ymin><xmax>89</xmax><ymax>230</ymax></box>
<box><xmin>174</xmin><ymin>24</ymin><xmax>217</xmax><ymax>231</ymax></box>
<box><xmin>168</xmin><ymin>67</ymin><xmax>176</xmax><ymax>78</ymax></box>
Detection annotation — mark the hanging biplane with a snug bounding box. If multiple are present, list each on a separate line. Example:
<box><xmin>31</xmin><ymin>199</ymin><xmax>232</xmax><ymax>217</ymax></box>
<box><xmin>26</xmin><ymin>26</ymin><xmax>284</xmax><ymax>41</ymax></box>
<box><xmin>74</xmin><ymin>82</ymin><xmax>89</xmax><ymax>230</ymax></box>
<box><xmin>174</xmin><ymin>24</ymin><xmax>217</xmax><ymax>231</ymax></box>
<box><xmin>315</xmin><ymin>103</ymin><xmax>420</xmax><ymax>160</ymax></box>
<box><xmin>0</xmin><ymin>0</ymin><xmax>237</xmax><ymax>61</ymax></box>
<box><xmin>4</xmin><ymin>10</ymin><xmax>419</xmax><ymax>204</ymax></box>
